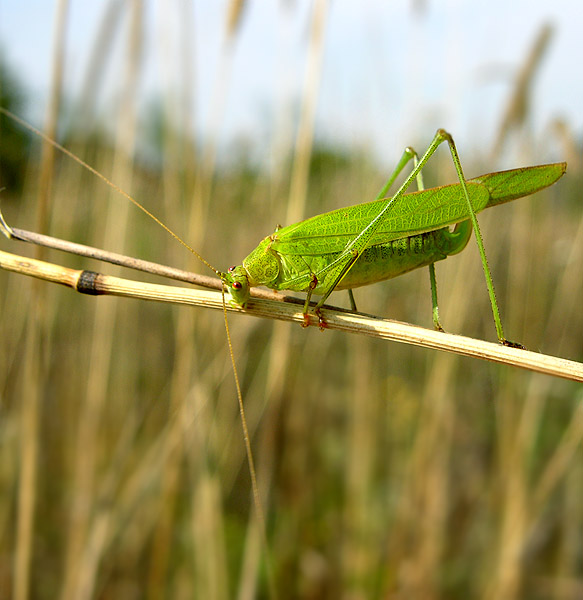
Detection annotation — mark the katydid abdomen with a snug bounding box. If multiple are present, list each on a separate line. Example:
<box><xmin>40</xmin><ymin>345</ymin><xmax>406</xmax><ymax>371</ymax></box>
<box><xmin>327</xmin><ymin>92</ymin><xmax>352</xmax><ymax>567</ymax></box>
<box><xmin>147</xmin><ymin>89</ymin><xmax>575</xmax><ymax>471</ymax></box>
<box><xmin>325</xmin><ymin>222</ymin><xmax>473</xmax><ymax>292</ymax></box>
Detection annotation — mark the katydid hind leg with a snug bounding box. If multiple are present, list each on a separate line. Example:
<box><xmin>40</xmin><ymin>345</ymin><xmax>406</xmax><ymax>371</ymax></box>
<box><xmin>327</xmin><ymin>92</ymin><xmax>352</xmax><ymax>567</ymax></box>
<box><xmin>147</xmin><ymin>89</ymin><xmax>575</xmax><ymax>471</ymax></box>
<box><xmin>305</xmin><ymin>129</ymin><xmax>515</xmax><ymax>346</ymax></box>
<box><xmin>302</xmin><ymin>146</ymin><xmax>419</xmax><ymax>325</ymax></box>
<box><xmin>347</xmin><ymin>148</ymin><xmax>419</xmax><ymax>317</ymax></box>
<box><xmin>313</xmin><ymin>248</ymin><xmax>360</xmax><ymax>314</ymax></box>
<box><xmin>438</xmin><ymin>130</ymin><xmax>520</xmax><ymax>346</ymax></box>
<box><xmin>306</xmin><ymin>131</ymin><xmax>458</xmax><ymax>326</ymax></box>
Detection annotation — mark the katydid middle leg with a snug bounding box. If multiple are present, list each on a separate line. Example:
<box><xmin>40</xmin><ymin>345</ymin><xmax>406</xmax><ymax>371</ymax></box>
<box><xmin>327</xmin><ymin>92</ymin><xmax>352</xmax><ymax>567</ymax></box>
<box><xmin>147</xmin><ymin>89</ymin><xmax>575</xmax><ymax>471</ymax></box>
<box><xmin>388</xmin><ymin>147</ymin><xmax>447</xmax><ymax>331</ymax></box>
<box><xmin>398</xmin><ymin>148</ymin><xmax>448</xmax><ymax>332</ymax></box>
<box><xmin>428</xmin><ymin>262</ymin><xmax>444</xmax><ymax>332</ymax></box>
<box><xmin>404</xmin><ymin>149</ymin><xmax>446</xmax><ymax>332</ymax></box>
<box><xmin>375</xmin><ymin>146</ymin><xmax>419</xmax><ymax>199</ymax></box>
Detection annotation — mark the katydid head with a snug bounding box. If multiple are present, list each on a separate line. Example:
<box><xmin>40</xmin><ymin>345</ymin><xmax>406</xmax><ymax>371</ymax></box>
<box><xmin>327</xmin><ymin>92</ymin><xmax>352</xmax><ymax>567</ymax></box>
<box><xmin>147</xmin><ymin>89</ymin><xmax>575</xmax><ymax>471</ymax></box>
<box><xmin>221</xmin><ymin>265</ymin><xmax>251</xmax><ymax>307</ymax></box>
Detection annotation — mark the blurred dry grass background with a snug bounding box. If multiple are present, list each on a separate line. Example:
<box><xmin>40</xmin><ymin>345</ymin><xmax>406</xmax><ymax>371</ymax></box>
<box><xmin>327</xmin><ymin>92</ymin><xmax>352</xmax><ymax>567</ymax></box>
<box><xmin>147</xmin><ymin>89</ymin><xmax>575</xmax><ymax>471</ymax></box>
<box><xmin>1</xmin><ymin>2</ymin><xmax>582</xmax><ymax>599</ymax></box>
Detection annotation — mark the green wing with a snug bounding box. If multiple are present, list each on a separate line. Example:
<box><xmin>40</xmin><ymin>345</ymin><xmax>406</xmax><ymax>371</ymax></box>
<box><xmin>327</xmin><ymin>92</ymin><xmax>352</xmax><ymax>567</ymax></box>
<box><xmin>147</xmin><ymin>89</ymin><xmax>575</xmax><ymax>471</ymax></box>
<box><xmin>473</xmin><ymin>162</ymin><xmax>566</xmax><ymax>207</ymax></box>
<box><xmin>271</xmin><ymin>163</ymin><xmax>566</xmax><ymax>257</ymax></box>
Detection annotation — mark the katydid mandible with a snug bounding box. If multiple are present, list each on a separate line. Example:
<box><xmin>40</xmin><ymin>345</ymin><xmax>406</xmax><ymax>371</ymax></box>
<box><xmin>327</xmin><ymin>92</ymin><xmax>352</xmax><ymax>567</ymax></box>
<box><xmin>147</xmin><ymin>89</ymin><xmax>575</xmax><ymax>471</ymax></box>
<box><xmin>221</xmin><ymin>130</ymin><xmax>566</xmax><ymax>345</ymax></box>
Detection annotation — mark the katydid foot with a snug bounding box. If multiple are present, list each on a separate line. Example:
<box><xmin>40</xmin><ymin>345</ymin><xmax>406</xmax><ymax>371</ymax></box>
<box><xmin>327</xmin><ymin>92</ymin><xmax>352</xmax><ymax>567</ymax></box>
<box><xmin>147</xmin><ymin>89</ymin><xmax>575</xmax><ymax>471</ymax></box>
<box><xmin>301</xmin><ymin>309</ymin><xmax>328</xmax><ymax>331</ymax></box>
<box><xmin>502</xmin><ymin>339</ymin><xmax>526</xmax><ymax>350</ymax></box>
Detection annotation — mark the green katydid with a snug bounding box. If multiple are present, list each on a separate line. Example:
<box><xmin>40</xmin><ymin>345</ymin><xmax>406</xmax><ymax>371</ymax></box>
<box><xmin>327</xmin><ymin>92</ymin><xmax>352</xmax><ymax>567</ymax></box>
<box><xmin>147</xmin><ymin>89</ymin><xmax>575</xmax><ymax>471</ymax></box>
<box><xmin>0</xmin><ymin>113</ymin><xmax>568</xmax><ymax>555</ymax></box>
<box><xmin>221</xmin><ymin>130</ymin><xmax>566</xmax><ymax>345</ymax></box>
<box><xmin>0</xmin><ymin>109</ymin><xmax>566</xmax><ymax>345</ymax></box>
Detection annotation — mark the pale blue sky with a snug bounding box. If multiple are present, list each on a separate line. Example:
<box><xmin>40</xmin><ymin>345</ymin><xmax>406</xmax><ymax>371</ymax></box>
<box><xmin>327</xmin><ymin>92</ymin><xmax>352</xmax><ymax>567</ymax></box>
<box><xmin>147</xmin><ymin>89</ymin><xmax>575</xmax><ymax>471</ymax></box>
<box><xmin>1</xmin><ymin>1</ymin><xmax>582</xmax><ymax>169</ymax></box>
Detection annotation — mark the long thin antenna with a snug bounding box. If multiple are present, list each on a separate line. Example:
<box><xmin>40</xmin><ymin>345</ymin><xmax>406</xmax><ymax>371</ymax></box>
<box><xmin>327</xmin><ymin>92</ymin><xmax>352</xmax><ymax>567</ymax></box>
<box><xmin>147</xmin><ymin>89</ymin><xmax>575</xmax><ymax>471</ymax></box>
<box><xmin>221</xmin><ymin>292</ymin><xmax>276</xmax><ymax>596</ymax></box>
<box><xmin>0</xmin><ymin>107</ymin><xmax>221</xmax><ymax>277</ymax></box>
<box><xmin>1</xmin><ymin>106</ymin><xmax>275</xmax><ymax>594</ymax></box>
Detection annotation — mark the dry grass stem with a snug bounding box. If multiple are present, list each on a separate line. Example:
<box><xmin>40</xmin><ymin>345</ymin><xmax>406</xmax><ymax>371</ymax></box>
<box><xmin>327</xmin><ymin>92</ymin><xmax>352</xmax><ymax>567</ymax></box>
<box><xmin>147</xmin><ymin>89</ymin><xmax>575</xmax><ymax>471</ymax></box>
<box><xmin>1</xmin><ymin>248</ymin><xmax>582</xmax><ymax>383</ymax></box>
<box><xmin>1</xmin><ymin>5</ymin><xmax>581</xmax><ymax>596</ymax></box>
<box><xmin>0</xmin><ymin>224</ymin><xmax>288</xmax><ymax>302</ymax></box>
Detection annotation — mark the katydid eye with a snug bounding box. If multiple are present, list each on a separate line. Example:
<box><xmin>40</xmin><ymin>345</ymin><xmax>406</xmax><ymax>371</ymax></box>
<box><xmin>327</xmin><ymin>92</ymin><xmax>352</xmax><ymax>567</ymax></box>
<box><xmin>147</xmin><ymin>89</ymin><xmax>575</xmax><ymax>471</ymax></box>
<box><xmin>232</xmin><ymin>282</ymin><xmax>242</xmax><ymax>290</ymax></box>
<box><xmin>228</xmin><ymin>266</ymin><xmax>236</xmax><ymax>272</ymax></box>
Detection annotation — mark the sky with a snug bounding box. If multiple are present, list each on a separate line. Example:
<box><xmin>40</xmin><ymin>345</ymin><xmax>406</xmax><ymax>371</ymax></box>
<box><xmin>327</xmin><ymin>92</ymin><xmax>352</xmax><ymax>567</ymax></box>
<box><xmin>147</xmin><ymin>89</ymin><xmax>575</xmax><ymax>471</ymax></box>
<box><xmin>1</xmin><ymin>0</ymin><xmax>582</xmax><ymax>170</ymax></box>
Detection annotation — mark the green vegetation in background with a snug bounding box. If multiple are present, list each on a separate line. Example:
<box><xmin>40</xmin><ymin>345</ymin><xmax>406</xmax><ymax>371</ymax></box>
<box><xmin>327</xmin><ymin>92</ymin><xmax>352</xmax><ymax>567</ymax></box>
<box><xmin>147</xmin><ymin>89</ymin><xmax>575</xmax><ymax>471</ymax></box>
<box><xmin>0</xmin><ymin>47</ymin><xmax>581</xmax><ymax>600</ymax></box>
<box><xmin>0</xmin><ymin>55</ymin><xmax>30</xmax><ymax>194</ymax></box>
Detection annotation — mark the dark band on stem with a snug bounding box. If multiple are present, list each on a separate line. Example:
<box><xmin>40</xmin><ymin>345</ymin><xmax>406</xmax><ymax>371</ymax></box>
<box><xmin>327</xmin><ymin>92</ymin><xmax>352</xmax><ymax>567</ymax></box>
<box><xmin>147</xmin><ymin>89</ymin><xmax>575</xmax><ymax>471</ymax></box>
<box><xmin>76</xmin><ymin>270</ymin><xmax>102</xmax><ymax>295</ymax></box>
